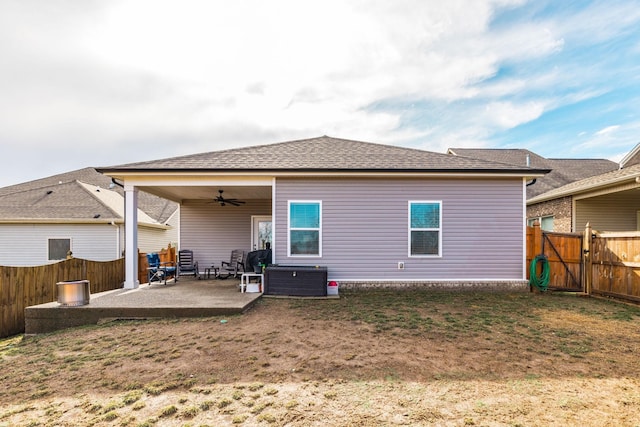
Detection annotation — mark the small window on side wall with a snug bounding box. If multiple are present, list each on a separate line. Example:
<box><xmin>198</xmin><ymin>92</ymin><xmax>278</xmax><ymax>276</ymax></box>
<box><xmin>409</xmin><ymin>201</ymin><xmax>442</xmax><ymax>257</ymax></box>
<box><xmin>48</xmin><ymin>238</ymin><xmax>71</xmax><ymax>260</ymax></box>
<box><xmin>527</xmin><ymin>215</ymin><xmax>554</xmax><ymax>231</ymax></box>
<box><xmin>540</xmin><ymin>216</ymin><xmax>554</xmax><ymax>231</ymax></box>
<box><xmin>288</xmin><ymin>201</ymin><xmax>322</xmax><ymax>257</ymax></box>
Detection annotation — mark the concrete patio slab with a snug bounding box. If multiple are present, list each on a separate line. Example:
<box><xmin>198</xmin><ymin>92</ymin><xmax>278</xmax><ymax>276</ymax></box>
<box><xmin>25</xmin><ymin>278</ymin><xmax>261</xmax><ymax>334</ymax></box>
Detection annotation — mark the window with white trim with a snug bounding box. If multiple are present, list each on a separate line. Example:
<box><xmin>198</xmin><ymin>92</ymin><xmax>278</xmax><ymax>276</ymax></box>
<box><xmin>288</xmin><ymin>201</ymin><xmax>322</xmax><ymax>256</ymax></box>
<box><xmin>409</xmin><ymin>201</ymin><xmax>442</xmax><ymax>256</ymax></box>
<box><xmin>48</xmin><ymin>238</ymin><xmax>71</xmax><ymax>261</ymax></box>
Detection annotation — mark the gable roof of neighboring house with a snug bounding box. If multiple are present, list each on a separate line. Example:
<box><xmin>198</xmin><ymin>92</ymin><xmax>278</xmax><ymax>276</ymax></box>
<box><xmin>619</xmin><ymin>141</ymin><xmax>640</xmax><ymax>168</ymax></box>
<box><xmin>527</xmin><ymin>163</ymin><xmax>640</xmax><ymax>204</ymax></box>
<box><xmin>0</xmin><ymin>167</ymin><xmax>178</xmax><ymax>225</ymax></box>
<box><xmin>100</xmin><ymin>136</ymin><xmax>549</xmax><ymax>175</ymax></box>
<box><xmin>447</xmin><ymin>148</ymin><xmax>618</xmax><ymax>198</ymax></box>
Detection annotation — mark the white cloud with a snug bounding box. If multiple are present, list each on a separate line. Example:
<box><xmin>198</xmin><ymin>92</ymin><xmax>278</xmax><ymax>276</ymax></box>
<box><xmin>482</xmin><ymin>101</ymin><xmax>546</xmax><ymax>129</ymax></box>
<box><xmin>572</xmin><ymin>121</ymin><xmax>640</xmax><ymax>158</ymax></box>
<box><xmin>595</xmin><ymin>125</ymin><xmax>620</xmax><ymax>136</ymax></box>
<box><xmin>0</xmin><ymin>0</ymin><xmax>639</xmax><ymax>187</ymax></box>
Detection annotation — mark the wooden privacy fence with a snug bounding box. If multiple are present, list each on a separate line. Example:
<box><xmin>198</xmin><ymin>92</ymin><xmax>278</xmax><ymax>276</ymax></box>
<box><xmin>0</xmin><ymin>258</ymin><xmax>124</xmax><ymax>338</ymax></box>
<box><xmin>527</xmin><ymin>223</ymin><xmax>584</xmax><ymax>292</ymax></box>
<box><xmin>588</xmin><ymin>229</ymin><xmax>640</xmax><ymax>303</ymax></box>
<box><xmin>528</xmin><ymin>223</ymin><xmax>640</xmax><ymax>303</ymax></box>
<box><xmin>137</xmin><ymin>244</ymin><xmax>176</xmax><ymax>284</ymax></box>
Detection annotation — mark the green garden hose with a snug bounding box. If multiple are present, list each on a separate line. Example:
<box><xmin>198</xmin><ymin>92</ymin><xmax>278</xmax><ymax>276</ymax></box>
<box><xmin>529</xmin><ymin>254</ymin><xmax>550</xmax><ymax>291</ymax></box>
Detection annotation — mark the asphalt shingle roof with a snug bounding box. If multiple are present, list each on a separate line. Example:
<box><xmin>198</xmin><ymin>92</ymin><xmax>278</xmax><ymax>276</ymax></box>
<box><xmin>100</xmin><ymin>136</ymin><xmax>548</xmax><ymax>174</ymax></box>
<box><xmin>448</xmin><ymin>148</ymin><xmax>617</xmax><ymax>198</ymax></box>
<box><xmin>528</xmin><ymin>163</ymin><xmax>640</xmax><ymax>203</ymax></box>
<box><xmin>0</xmin><ymin>181</ymin><xmax>117</xmax><ymax>220</ymax></box>
<box><xmin>0</xmin><ymin>168</ymin><xmax>178</xmax><ymax>222</ymax></box>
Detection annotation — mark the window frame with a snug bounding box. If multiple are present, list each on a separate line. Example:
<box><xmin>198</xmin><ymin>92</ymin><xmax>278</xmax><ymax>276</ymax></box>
<box><xmin>288</xmin><ymin>200</ymin><xmax>322</xmax><ymax>257</ymax></box>
<box><xmin>48</xmin><ymin>237</ymin><xmax>72</xmax><ymax>261</ymax></box>
<box><xmin>527</xmin><ymin>215</ymin><xmax>554</xmax><ymax>231</ymax></box>
<box><xmin>408</xmin><ymin>201</ymin><xmax>442</xmax><ymax>258</ymax></box>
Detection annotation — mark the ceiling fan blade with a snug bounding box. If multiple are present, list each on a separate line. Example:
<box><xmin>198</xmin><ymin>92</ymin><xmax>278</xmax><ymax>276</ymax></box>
<box><xmin>212</xmin><ymin>190</ymin><xmax>245</xmax><ymax>206</ymax></box>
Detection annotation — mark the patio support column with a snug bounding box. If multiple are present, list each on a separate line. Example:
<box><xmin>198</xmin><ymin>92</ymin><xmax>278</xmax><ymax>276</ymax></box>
<box><xmin>123</xmin><ymin>184</ymin><xmax>139</xmax><ymax>289</ymax></box>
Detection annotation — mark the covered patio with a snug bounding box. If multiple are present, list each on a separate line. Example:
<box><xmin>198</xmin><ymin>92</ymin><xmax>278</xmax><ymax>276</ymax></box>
<box><xmin>25</xmin><ymin>277</ymin><xmax>262</xmax><ymax>334</ymax></box>
<box><xmin>98</xmin><ymin>136</ymin><xmax>546</xmax><ymax>290</ymax></box>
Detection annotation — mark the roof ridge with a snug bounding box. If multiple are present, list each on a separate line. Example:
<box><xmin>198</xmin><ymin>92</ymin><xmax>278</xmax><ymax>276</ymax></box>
<box><xmin>0</xmin><ymin>180</ymin><xmax>77</xmax><ymax>198</ymax></box>
<box><xmin>100</xmin><ymin>136</ymin><xmax>549</xmax><ymax>173</ymax></box>
<box><xmin>448</xmin><ymin>152</ymin><xmax>550</xmax><ymax>169</ymax></box>
<box><xmin>77</xmin><ymin>181</ymin><xmax>123</xmax><ymax>219</ymax></box>
<box><xmin>99</xmin><ymin>135</ymin><xmax>424</xmax><ymax>168</ymax></box>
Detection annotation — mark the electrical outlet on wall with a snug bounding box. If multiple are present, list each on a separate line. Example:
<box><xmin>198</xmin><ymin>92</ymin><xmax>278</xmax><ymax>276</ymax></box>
<box><xmin>398</xmin><ymin>262</ymin><xmax>405</xmax><ymax>270</ymax></box>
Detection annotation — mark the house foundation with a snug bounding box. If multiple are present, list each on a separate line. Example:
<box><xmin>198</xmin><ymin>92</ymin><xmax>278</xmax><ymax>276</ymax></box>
<box><xmin>339</xmin><ymin>280</ymin><xmax>529</xmax><ymax>292</ymax></box>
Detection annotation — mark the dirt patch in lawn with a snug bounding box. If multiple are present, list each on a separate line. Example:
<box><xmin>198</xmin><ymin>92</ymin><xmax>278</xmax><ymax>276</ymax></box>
<box><xmin>1</xmin><ymin>290</ymin><xmax>640</xmax><ymax>426</ymax></box>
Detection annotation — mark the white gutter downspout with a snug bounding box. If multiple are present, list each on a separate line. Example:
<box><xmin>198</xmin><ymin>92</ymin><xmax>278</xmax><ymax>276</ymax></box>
<box><xmin>110</xmin><ymin>221</ymin><xmax>121</xmax><ymax>259</ymax></box>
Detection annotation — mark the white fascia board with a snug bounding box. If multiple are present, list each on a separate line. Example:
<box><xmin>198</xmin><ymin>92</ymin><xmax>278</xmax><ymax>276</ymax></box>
<box><xmin>528</xmin><ymin>175</ymin><xmax>640</xmax><ymax>205</ymax></box>
<box><xmin>619</xmin><ymin>142</ymin><xmax>640</xmax><ymax>168</ymax></box>
<box><xmin>116</xmin><ymin>174</ymin><xmax>274</xmax><ymax>187</ymax></box>
<box><xmin>108</xmin><ymin>171</ymin><xmax>543</xmax><ymax>183</ymax></box>
<box><xmin>573</xmin><ymin>180</ymin><xmax>640</xmax><ymax>200</ymax></box>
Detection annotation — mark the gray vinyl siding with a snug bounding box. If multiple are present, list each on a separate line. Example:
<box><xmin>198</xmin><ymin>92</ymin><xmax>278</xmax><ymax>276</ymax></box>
<box><xmin>180</xmin><ymin>199</ymin><xmax>272</xmax><ymax>271</ymax></box>
<box><xmin>0</xmin><ymin>224</ymin><xmax>119</xmax><ymax>266</ymax></box>
<box><xmin>275</xmin><ymin>177</ymin><xmax>524</xmax><ymax>281</ymax></box>
<box><xmin>575</xmin><ymin>192</ymin><xmax>640</xmax><ymax>232</ymax></box>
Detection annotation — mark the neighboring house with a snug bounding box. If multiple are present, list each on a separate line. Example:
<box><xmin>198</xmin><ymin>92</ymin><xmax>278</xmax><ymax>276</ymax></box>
<box><xmin>98</xmin><ymin>136</ymin><xmax>548</xmax><ymax>290</ymax></box>
<box><xmin>0</xmin><ymin>168</ymin><xmax>179</xmax><ymax>266</ymax></box>
<box><xmin>447</xmin><ymin>148</ymin><xmax>618</xmax><ymax>231</ymax></box>
<box><xmin>527</xmin><ymin>142</ymin><xmax>640</xmax><ymax>233</ymax></box>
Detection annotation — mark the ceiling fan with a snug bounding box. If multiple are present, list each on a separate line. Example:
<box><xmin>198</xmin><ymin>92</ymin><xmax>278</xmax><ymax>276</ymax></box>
<box><xmin>213</xmin><ymin>189</ymin><xmax>245</xmax><ymax>207</ymax></box>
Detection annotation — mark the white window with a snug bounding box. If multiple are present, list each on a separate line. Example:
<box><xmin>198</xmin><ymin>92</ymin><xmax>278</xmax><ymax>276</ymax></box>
<box><xmin>409</xmin><ymin>201</ymin><xmax>442</xmax><ymax>257</ymax></box>
<box><xmin>48</xmin><ymin>238</ymin><xmax>71</xmax><ymax>260</ymax></box>
<box><xmin>527</xmin><ymin>215</ymin><xmax>554</xmax><ymax>231</ymax></box>
<box><xmin>288</xmin><ymin>201</ymin><xmax>322</xmax><ymax>257</ymax></box>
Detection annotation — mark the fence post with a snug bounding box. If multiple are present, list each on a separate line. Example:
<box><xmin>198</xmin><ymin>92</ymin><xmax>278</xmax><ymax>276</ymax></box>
<box><xmin>583</xmin><ymin>222</ymin><xmax>592</xmax><ymax>294</ymax></box>
<box><xmin>532</xmin><ymin>220</ymin><xmax>542</xmax><ymax>256</ymax></box>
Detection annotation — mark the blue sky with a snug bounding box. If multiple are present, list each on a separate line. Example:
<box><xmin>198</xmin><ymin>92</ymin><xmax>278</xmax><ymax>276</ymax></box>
<box><xmin>1</xmin><ymin>0</ymin><xmax>639</xmax><ymax>187</ymax></box>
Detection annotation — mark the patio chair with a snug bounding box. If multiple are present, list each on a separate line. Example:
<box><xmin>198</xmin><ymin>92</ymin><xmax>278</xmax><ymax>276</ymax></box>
<box><xmin>178</xmin><ymin>249</ymin><xmax>199</xmax><ymax>279</ymax></box>
<box><xmin>146</xmin><ymin>252</ymin><xmax>176</xmax><ymax>285</ymax></box>
<box><xmin>218</xmin><ymin>249</ymin><xmax>246</xmax><ymax>279</ymax></box>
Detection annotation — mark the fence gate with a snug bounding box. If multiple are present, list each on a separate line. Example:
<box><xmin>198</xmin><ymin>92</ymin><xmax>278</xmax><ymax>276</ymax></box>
<box><xmin>541</xmin><ymin>231</ymin><xmax>584</xmax><ymax>292</ymax></box>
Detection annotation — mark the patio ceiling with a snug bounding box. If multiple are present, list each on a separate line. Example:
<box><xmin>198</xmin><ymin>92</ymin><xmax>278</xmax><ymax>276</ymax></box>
<box><xmin>138</xmin><ymin>185</ymin><xmax>272</xmax><ymax>203</ymax></box>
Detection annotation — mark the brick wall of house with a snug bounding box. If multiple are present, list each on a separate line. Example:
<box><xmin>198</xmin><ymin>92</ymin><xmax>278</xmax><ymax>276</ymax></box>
<box><xmin>527</xmin><ymin>196</ymin><xmax>573</xmax><ymax>232</ymax></box>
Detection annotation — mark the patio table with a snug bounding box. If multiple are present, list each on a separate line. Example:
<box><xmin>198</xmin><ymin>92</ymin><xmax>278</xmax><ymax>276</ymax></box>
<box><xmin>204</xmin><ymin>265</ymin><xmax>219</xmax><ymax>279</ymax></box>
